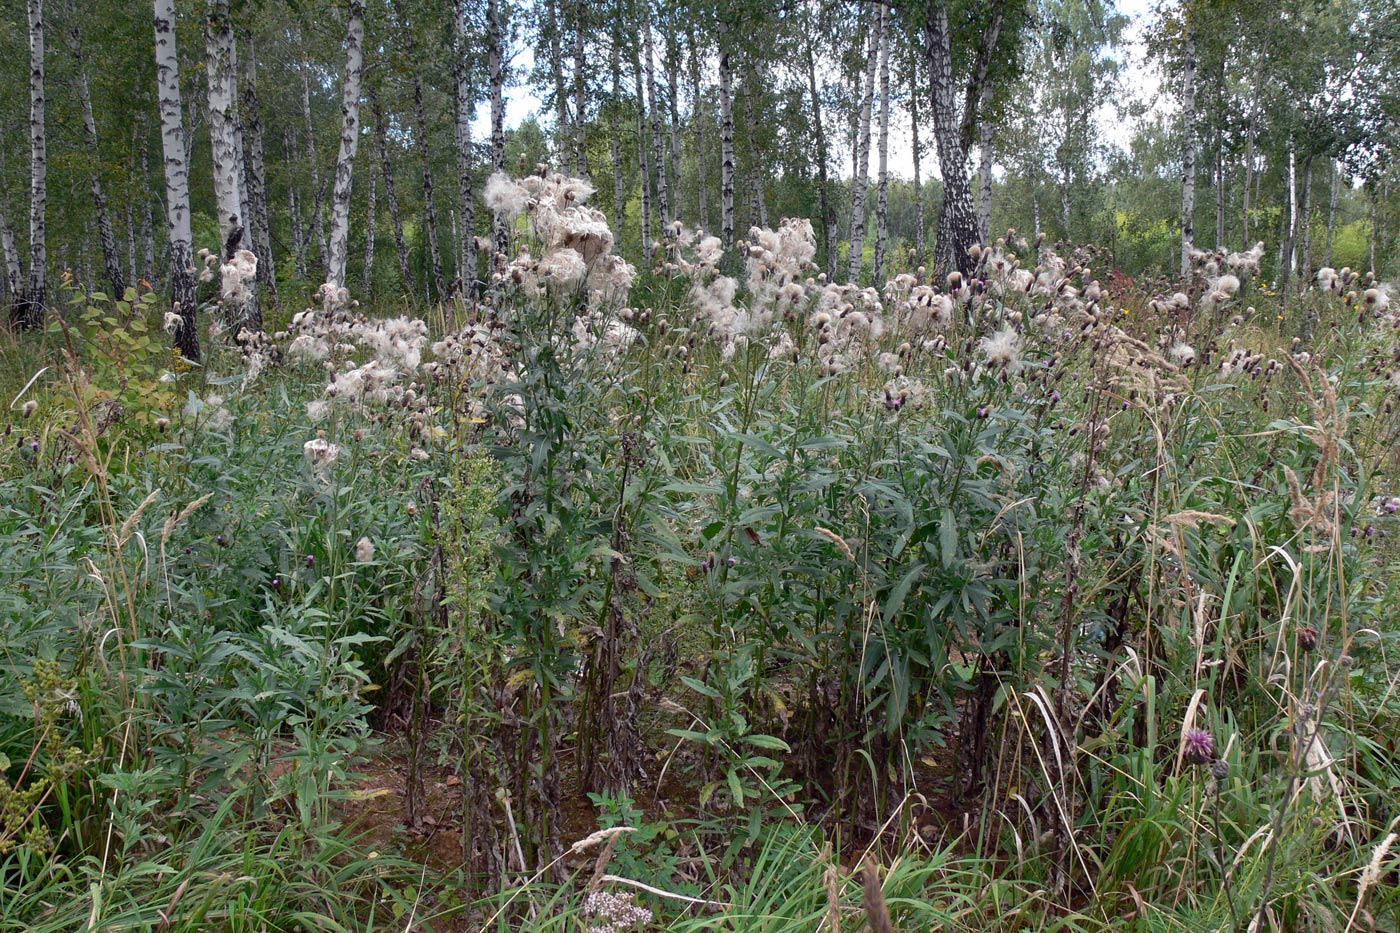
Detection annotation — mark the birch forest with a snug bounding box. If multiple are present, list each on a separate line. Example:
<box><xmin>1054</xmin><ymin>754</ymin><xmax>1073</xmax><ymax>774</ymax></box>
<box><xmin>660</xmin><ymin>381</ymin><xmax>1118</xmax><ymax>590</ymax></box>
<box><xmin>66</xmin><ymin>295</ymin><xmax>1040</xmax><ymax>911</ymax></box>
<box><xmin>2</xmin><ymin>0</ymin><xmax>1400</xmax><ymax>929</ymax></box>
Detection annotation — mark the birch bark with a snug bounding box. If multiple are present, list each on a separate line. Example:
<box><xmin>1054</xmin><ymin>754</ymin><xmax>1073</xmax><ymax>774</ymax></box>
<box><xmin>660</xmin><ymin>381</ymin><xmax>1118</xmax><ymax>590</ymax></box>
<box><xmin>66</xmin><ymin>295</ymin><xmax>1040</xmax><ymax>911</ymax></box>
<box><xmin>154</xmin><ymin>0</ymin><xmax>198</xmax><ymax>358</ymax></box>
<box><xmin>454</xmin><ymin>0</ymin><xmax>478</xmax><ymax>293</ymax></box>
<box><xmin>20</xmin><ymin>0</ymin><xmax>47</xmax><ymax>325</ymax></box>
<box><xmin>846</xmin><ymin>10</ymin><xmax>880</xmax><ymax>284</ymax></box>
<box><xmin>371</xmin><ymin>86</ymin><xmax>414</xmax><ymax>301</ymax></box>
<box><xmin>326</xmin><ymin>0</ymin><xmax>366</xmax><ymax>289</ymax></box>
<box><xmin>71</xmin><ymin>24</ymin><xmax>125</xmax><ymax>300</ymax></box>
<box><xmin>717</xmin><ymin>21</ymin><xmax>735</xmax><ymax>248</ymax></box>
<box><xmin>1179</xmin><ymin>24</ymin><xmax>1197</xmax><ymax>278</ymax></box>
<box><xmin>871</xmin><ymin>10</ymin><xmax>891</xmax><ymax>283</ymax></box>
<box><xmin>488</xmin><ymin>0</ymin><xmax>508</xmax><ymax>252</ymax></box>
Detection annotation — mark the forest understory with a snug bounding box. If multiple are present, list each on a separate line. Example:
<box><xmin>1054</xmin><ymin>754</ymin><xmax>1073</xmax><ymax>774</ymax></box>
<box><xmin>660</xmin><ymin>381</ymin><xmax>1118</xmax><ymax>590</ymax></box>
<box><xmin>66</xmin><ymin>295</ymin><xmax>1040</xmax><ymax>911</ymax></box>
<box><xmin>3</xmin><ymin>0</ymin><xmax>1400</xmax><ymax>930</ymax></box>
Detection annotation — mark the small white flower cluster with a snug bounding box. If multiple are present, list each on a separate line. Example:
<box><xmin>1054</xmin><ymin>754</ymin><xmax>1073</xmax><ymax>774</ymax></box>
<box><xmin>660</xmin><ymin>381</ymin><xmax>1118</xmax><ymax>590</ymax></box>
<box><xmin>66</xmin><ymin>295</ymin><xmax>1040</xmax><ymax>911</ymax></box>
<box><xmin>1167</xmin><ymin>341</ymin><xmax>1196</xmax><ymax>366</ymax></box>
<box><xmin>203</xmin><ymin>392</ymin><xmax>232</xmax><ymax>431</ymax></box>
<box><xmin>878</xmin><ymin>374</ymin><xmax>933</xmax><ymax>412</ymax></box>
<box><xmin>885</xmin><ymin>276</ymin><xmax>954</xmax><ymax>338</ymax></box>
<box><xmin>978</xmin><ymin>326</ymin><xmax>1025</xmax><ymax>373</ymax></box>
<box><xmin>429</xmin><ymin>321</ymin><xmax>526</xmax><ymax>424</ymax></box>
<box><xmin>744</xmin><ymin>217</ymin><xmax>817</xmax><ymax>323</ymax></box>
<box><xmin>1223</xmin><ymin>242</ymin><xmax>1265</xmax><ymax>273</ymax></box>
<box><xmin>581</xmin><ymin>891</ymin><xmax>652</xmax><ymax>933</ymax></box>
<box><xmin>303</xmin><ymin>436</ymin><xmax>340</xmax><ymax>470</ymax></box>
<box><xmin>1199</xmin><ymin>273</ymin><xmax>1241</xmax><ymax>314</ymax></box>
<box><xmin>195</xmin><ymin>248</ymin><xmax>219</xmax><ymax>284</ymax></box>
<box><xmin>809</xmin><ymin>282</ymin><xmax>887</xmax><ymax>375</ymax></box>
<box><xmin>220</xmin><ymin>249</ymin><xmax>258</xmax><ymax>309</ymax></box>
<box><xmin>485</xmin><ymin>169</ymin><xmax>638</xmax><ymax>317</ymax></box>
<box><xmin>1219</xmin><ymin>345</ymin><xmax>1266</xmax><ymax>378</ymax></box>
<box><xmin>1314</xmin><ymin>267</ymin><xmax>1393</xmax><ymax>317</ymax></box>
<box><xmin>665</xmin><ymin>219</ymin><xmax>823</xmax><ymax>360</ymax></box>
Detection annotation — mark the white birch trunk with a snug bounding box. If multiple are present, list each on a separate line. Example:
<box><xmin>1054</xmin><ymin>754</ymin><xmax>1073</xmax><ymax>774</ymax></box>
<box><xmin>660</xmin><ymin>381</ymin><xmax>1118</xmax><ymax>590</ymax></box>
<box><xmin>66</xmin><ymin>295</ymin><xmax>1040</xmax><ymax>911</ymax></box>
<box><xmin>846</xmin><ymin>9</ymin><xmax>880</xmax><ymax>284</ymax></box>
<box><xmin>644</xmin><ymin>19</ymin><xmax>669</xmax><ymax>228</ymax></box>
<box><xmin>140</xmin><ymin>186</ymin><xmax>155</xmax><ymax>284</ymax></box>
<box><xmin>976</xmin><ymin>106</ymin><xmax>993</xmax><ymax>244</ymax></box>
<box><xmin>204</xmin><ymin>0</ymin><xmax>261</xmax><ymax>329</ymax></box>
<box><xmin>803</xmin><ymin>7</ymin><xmax>833</xmax><ymax>274</ymax></box>
<box><xmin>125</xmin><ymin>198</ymin><xmax>137</xmax><ymax>290</ymax></box>
<box><xmin>665</xmin><ymin>28</ymin><xmax>682</xmax><ymax>221</ymax></box>
<box><xmin>242</xmin><ymin>37</ymin><xmax>276</xmax><ymax>307</ymax></box>
<box><xmin>1299</xmin><ymin>158</ymin><xmax>1314</xmax><ymax>277</ymax></box>
<box><xmin>300</xmin><ymin>51</ymin><xmax>330</xmax><ymax>271</ymax></box>
<box><xmin>909</xmin><ymin>45</ymin><xmax>925</xmax><ymax>263</ymax></box>
<box><xmin>454</xmin><ymin>0</ymin><xmax>478</xmax><ymax>293</ymax></box>
<box><xmin>573</xmin><ymin>0</ymin><xmax>588</xmax><ymax>175</ymax></box>
<box><xmin>154</xmin><ymin>0</ymin><xmax>198</xmax><ymax>358</ymax></box>
<box><xmin>326</xmin><ymin>0</ymin><xmax>365</xmax><ymax>289</ymax></box>
<box><xmin>688</xmin><ymin>23</ymin><xmax>708</xmax><ymax>232</ymax></box>
<box><xmin>205</xmin><ymin>1</ymin><xmax>243</xmax><ymax>251</ymax></box>
<box><xmin>634</xmin><ymin>40</ymin><xmax>653</xmax><ymax>256</ymax></box>
<box><xmin>0</xmin><ymin>193</ymin><xmax>20</xmax><ymax>302</ymax></box>
<box><xmin>287</xmin><ymin>127</ymin><xmax>308</xmax><ymax>277</ymax></box>
<box><xmin>372</xmin><ymin>86</ymin><xmax>414</xmax><ymax>300</ymax></box>
<box><xmin>742</xmin><ymin>74</ymin><xmax>766</xmax><ymax>229</ymax></box>
<box><xmin>412</xmin><ymin>73</ymin><xmax>445</xmax><ymax>300</ymax></box>
<box><xmin>610</xmin><ymin>22</ymin><xmax>626</xmax><ymax>247</ymax></box>
<box><xmin>717</xmin><ymin>22</ymin><xmax>735</xmax><ymax>248</ymax></box>
<box><xmin>22</xmin><ymin>0</ymin><xmax>47</xmax><ymax>324</ymax></box>
<box><xmin>871</xmin><ymin>10</ymin><xmax>891</xmax><ymax>284</ymax></box>
<box><xmin>488</xmin><ymin>0</ymin><xmax>508</xmax><ymax>252</ymax></box>
<box><xmin>1325</xmin><ymin>159</ymin><xmax>1339</xmax><ymax>268</ymax></box>
<box><xmin>1214</xmin><ymin>139</ymin><xmax>1225</xmax><ymax>249</ymax></box>
<box><xmin>546</xmin><ymin>0</ymin><xmax>569</xmax><ymax>161</ymax></box>
<box><xmin>1179</xmin><ymin>26</ymin><xmax>1197</xmax><ymax>278</ymax></box>
<box><xmin>71</xmin><ymin>24</ymin><xmax>125</xmax><ymax>300</ymax></box>
<box><xmin>365</xmin><ymin>170</ymin><xmax>376</xmax><ymax>296</ymax></box>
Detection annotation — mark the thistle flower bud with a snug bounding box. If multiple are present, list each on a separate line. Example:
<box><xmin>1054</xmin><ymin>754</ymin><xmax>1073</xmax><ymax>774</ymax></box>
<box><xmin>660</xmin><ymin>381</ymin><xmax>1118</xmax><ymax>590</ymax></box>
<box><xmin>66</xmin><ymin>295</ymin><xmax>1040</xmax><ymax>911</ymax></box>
<box><xmin>1184</xmin><ymin>729</ymin><xmax>1216</xmax><ymax>766</ymax></box>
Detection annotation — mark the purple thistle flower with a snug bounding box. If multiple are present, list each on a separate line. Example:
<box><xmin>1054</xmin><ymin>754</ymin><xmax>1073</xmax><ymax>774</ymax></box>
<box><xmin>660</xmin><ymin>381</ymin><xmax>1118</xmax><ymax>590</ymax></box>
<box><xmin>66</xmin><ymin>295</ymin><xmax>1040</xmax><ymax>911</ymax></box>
<box><xmin>1184</xmin><ymin>728</ymin><xmax>1216</xmax><ymax>766</ymax></box>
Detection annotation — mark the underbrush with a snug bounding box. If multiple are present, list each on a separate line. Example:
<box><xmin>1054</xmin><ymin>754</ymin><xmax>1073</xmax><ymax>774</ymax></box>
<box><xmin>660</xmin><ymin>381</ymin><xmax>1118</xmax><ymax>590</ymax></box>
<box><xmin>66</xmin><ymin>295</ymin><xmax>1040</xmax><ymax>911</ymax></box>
<box><xmin>2</xmin><ymin>191</ymin><xmax>1399</xmax><ymax>931</ymax></box>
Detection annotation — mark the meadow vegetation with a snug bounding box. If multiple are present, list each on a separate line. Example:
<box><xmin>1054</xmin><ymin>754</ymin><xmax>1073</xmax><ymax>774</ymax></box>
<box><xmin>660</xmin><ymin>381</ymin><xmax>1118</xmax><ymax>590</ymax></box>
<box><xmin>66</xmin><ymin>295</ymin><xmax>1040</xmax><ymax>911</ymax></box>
<box><xmin>2</xmin><ymin>175</ymin><xmax>1400</xmax><ymax>931</ymax></box>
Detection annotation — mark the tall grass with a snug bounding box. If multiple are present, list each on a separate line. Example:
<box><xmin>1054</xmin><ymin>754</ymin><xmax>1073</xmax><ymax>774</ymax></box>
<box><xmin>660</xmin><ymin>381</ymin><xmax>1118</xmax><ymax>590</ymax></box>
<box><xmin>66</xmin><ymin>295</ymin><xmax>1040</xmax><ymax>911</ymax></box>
<box><xmin>1</xmin><ymin>227</ymin><xmax>1398</xmax><ymax>931</ymax></box>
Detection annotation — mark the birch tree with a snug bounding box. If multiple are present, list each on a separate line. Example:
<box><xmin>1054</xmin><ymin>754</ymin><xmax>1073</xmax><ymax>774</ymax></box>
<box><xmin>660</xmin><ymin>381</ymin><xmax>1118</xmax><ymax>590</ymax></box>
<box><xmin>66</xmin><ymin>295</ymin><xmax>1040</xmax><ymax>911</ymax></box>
<box><xmin>802</xmin><ymin>4</ymin><xmax>834</xmax><ymax>273</ymax></box>
<box><xmin>69</xmin><ymin>23</ymin><xmax>125</xmax><ymax>301</ymax></box>
<box><xmin>454</xmin><ymin>0</ymin><xmax>478</xmax><ymax>293</ymax></box>
<box><xmin>687</xmin><ymin>22</ymin><xmax>709</xmax><ymax>231</ymax></box>
<box><xmin>1179</xmin><ymin>22</ymin><xmax>1197</xmax><ymax>277</ymax></box>
<box><xmin>153</xmin><ymin>0</ymin><xmax>198</xmax><ymax>359</ymax></box>
<box><xmin>908</xmin><ymin>46</ymin><xmax>926</xmax><ymax>260</ymax></box>
<box><xmin>871</xmin><ymin>9</ymin><xmax>892</xmax><ymax>283</ymax></box>
<box><xmin>1</xmin><ymin>167</ymin><xmax>22</xmax><ymax>306</ymax></box>
<box><xmin>717</xmin><ymin>20</ymin><xmax>735</xmax><ymax>248</ymax></box>
<box><xmin>644</xmin><ymin>16</ymin><xmax>670</xmax><ymax>228</ymax></box>
<box><xmin>242</xmin><ymin>36</ymin><xmax>277</xmax><ymax>307</ymax></box>
<box><xmin>573</xmin><ymin>0</ymin><xmax>588</xmax><ymax>175</ymax></box>
<box><xmin>371</xmin><ymin>85</ymin><xmax>414</xmax><ymax>300</ymax></box>
<box><xmin>633</xmin><ymin>34</ymin><xmax>654</xmax><ymax>255</ymax></box>
<box><xmin>610</xmin><ymin>7</ymin><xmax>626</xmax><ymax>246</ymax></box>
<box><xmin>205</xmin><ymin>0</ymin><xmax>260</xmax><ymax>329</ymax></box>
<box><xmin>326</xmin><ymin>0</ymin><xmax>366</xmax><ymax>289</ymax></box>
<box><xmin>846</xmin><ymin>9</ymin><xmax>880</xmax><ymax>284</ymax></box>
<box><xmin>922</xmin><ymin>1</ymin><xmax>994</xmax><ymax>277</ymax></box>
<box><xmin>18</xmin><ymin>0</ymin><xmax>47</xmax><ymax>327</ymax></box>
<box><xmin>488</xmin><ymin>0</ymin><xmax>508</xmax><ymax>252</ymax></box>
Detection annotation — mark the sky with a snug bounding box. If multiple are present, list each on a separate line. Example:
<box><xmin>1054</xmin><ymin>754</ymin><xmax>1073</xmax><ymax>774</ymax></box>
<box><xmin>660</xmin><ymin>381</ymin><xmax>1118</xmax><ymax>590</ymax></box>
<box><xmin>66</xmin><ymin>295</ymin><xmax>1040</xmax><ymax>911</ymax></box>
<box><xmin>471</xmin><ymin>0</ymin><xmax>1168</xmax><ymax>185</ymax></box>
